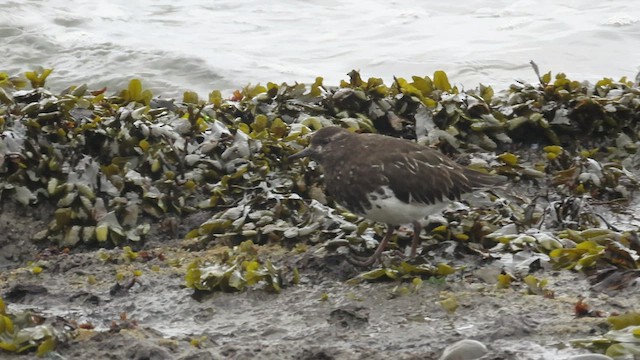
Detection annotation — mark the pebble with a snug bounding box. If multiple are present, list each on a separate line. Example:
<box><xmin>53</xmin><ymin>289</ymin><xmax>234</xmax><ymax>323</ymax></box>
<box><xmin>567</xmin><ymin>354</ymin><xmax>614</xmax><ymax>360</ymax></box>
<box><xmin>439</xmin><ymin>339</ymin><xmax>488</xmax><ymax>360</ymax></box>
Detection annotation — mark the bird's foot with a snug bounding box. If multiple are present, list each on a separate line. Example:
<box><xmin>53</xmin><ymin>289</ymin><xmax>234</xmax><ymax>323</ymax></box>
<box><xmin>345</xmin><ymin>225</ymin><xmax>399</xmax><ymax>268</ymax></box>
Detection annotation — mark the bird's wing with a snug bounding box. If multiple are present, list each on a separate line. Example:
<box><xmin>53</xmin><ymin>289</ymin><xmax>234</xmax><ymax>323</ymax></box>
<box><xmin>381</xmin><ymin>148</ymin><xmax>475</xmax><ymax>205</ymax></box>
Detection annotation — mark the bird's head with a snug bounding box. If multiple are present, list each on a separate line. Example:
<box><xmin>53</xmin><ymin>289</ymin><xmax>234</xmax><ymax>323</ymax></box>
<box><xmin>289</xmin><ymin>126</ymin><xmax>350</xmax><ymax>162</ymax></box>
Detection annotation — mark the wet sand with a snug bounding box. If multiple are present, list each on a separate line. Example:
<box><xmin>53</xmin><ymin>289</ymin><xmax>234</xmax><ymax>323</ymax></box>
<box><xmin>1</xmin><ymin>201</ymin><xmax>636</xmax><ymax>359</ymax></box>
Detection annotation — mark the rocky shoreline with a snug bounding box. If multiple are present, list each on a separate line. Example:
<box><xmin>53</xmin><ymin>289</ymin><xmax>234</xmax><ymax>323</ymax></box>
<box><xmin>1</xmin><ymin>68</ymin><xmax>640</xmax><ymax>359</ymax></box>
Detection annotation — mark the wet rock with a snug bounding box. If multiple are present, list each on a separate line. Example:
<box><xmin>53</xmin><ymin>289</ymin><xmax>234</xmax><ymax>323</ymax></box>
<box><xmin>567</xmin><ymin>354</ymin><xmax>614</xmax><ymax>360</ymax></box>
<box><xmin>591</xmin><ymin>269</ymin><xmax>640</xmax><ymax>293</ymax></box>
<box><xmin>439</xmin><ymin>339</ymin><xmax>488</xmax><ymax>360</ymax></box>
<box><xmin>328</xmin><ymin>305</ymin><xmax>369</xmax><ymax>329</ymax></box>
<box><xmin>297</xmin><ymin>348</ymin><xmax>341</xmax><ymax>360</ymax></box>
<box><xmin>109</xmin><ymin>278</ymin><xmax>140</xmax><ymax>297</ymax></box>
<box><xmin>125</xmin><ymin>343</ymin><xmax>172</xmax><ymax>360</ymax></box>
<box><xmin>0</xmin><ymin>243</ymin><xmax>18</xmax><ymax>263</ymax></box>
<box><xmin>3</xmin><ymin>283</ymin><xmax>48</xmax><ymax>302</ymax></box>
<box><xmin>68</xmin><ymin>292</ymin><xmax>101</xmax><ymax>306</ymax></box>
<box><xmin>297</xmin><ymin>252</ymin><xmax>361</xmax><ymax>281</ymax></box>
<box><xmin>489</xmin><ymin>313</ymin><xmax>538</xmax><ymax>339</ymax></box>
<box><xmin>177</xmin><ymin>351</ymin><xmax>215</xmax><ymax>360</ymax></box>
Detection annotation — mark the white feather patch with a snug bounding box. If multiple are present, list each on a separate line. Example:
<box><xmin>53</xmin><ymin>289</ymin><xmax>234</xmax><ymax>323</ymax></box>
<box><xmin>359</xmin><ymin>186</ymin><xmax>448</xmax><ymax>225</ymax></box>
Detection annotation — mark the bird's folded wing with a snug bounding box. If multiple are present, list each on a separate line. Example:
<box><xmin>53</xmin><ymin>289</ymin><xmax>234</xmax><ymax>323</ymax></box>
<box><xmin>382</xmin><ymin>150</ymin><xmax>473</xmax><ymax>205</ymax></box>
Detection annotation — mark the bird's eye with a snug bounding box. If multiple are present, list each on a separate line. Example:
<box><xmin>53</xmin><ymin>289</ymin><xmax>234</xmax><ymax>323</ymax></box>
<box><xmin>315</xmin><ymin>137</ymin><xmax>330</xmax><ymax>146</ymax></box>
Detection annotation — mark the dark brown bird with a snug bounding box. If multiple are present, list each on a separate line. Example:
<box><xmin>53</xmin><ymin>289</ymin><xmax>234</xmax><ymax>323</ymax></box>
<box><xmin>289</xmin><ymin>126</ymin><xmax>503</xmax><ymax>266</ymax></box>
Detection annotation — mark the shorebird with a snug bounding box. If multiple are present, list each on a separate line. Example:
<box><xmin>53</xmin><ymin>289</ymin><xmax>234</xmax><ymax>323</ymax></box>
<box><xmin>289</xmin><ymin>126</ymin><xmax>504</xmax><ymax>266</ymax></box>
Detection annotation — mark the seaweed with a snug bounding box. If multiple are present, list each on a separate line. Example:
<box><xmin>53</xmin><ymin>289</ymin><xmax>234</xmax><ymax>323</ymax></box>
<box><xmin>0</xmin><ymin>67</ymin><xmax>639</xmax><ymax>297</ymax></box>
<box><xmin>0</xmin><ymin>296</ymin><xmax>75</xmax><ymax>356</ymax></box>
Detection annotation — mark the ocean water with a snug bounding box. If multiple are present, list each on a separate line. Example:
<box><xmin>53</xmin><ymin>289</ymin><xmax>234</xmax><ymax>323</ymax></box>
<box><xmin>1</xmin><ymin>0</ymin><xmax>639</xmax><ymax>98</ymax></box>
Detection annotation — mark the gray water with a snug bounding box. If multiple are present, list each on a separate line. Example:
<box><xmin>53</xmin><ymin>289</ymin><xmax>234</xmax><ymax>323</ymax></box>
<box><xmin>2</xmin><ymin>0</ymin><xmax>639</xmax><ymax>98</ymax></box>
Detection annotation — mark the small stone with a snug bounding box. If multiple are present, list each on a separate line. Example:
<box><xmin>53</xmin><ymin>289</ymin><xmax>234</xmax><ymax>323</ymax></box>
<box><xmin>567</xmin><ymin>354</ymin><xmax>613</xmax><ymax>360</ymax></box>
<box><xmin>439</xmin><ymin>339</ymin><xmax>488</xmax><ymax>360</ymax></box>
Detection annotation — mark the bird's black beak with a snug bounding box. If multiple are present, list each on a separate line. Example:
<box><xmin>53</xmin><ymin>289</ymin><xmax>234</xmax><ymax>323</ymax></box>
<box><xmin>288</xmin><ymin>147</ymin><xmax>314</xmax><ymax>160</ymax></box>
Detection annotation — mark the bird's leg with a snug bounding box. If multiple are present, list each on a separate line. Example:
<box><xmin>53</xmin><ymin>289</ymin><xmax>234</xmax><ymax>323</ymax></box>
<box><xmin>411</xmin><ymin>220</ymin><xmax>422</xmax><ymax>258</ymax></box>
<box><xmin>347</xmin><ymin>225</ymin><xmax>395</xmax><ymax>267</ymax></box>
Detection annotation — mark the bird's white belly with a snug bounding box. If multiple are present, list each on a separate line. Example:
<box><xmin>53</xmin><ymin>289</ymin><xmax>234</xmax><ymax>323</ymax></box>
<box><xmin>354</xmin><ymin>186</ymin><xmax>450</xmax><ymax>225</ymax></box>
<box><xmin>361</xmin><ymin>196</ymin><xmax>448</xmax><ymax>225</ymax></box>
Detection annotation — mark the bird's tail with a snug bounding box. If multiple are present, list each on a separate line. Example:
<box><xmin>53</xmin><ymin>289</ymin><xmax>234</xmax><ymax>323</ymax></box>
<box><xmin>463</xmin><ymin>168</ymin><xmax>508</xmax><ymax>189</ymax></box>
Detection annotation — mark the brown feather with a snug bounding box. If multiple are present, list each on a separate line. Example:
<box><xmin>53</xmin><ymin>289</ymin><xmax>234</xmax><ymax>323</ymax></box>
<box><xmin>294</xmin><ymin>127</ymin><xmax>503</xmax><ymax>215</ymax></box>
